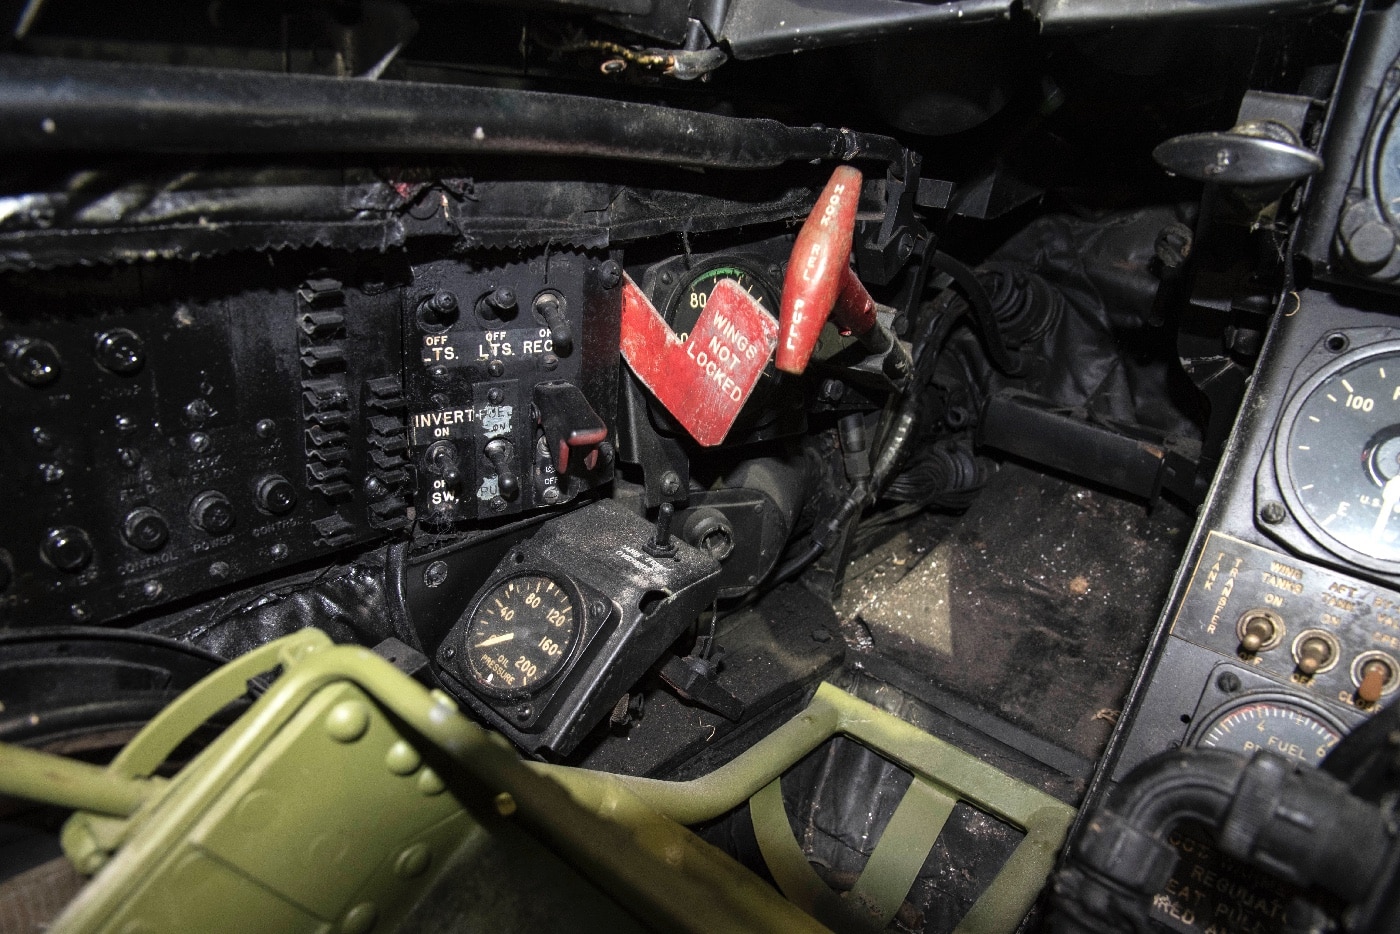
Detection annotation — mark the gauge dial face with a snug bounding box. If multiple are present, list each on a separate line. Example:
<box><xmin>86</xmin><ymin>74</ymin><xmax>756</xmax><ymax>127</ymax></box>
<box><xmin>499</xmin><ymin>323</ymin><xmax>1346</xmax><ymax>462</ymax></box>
<box><xmin>1195</xmin><ymin>698</ymin><xmax>1343</xmax><ymax>765</ymax></box>
<box><xmin>667</xmin><ymin>263</ymin><xmax>778</xmax><ymax>343</ymax></box>
<box><xmin>1279</xmin><ymin>345</ymin><xmax>1400</xmax><ymax>568</ymax></box>
<box><xmin>462</xmin><ymin>574</ymin><xmax>579</xmax><ymax>698</ymax></box>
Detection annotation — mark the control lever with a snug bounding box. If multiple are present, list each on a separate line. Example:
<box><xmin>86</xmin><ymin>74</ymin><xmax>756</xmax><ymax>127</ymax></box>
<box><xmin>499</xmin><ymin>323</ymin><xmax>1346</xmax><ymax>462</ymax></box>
<box><xmin>646</xmin><ymin>502</ymin><xmax>677</xmax><ymax>558</ymax></box>
<box><xmin>776</xmin><ymin>165</ymin><xmax>908</xmax><ymax>379</ymax></box>
<box><xmin>483</xmin><ymin>438</ymin><xmax>519</xmax><ymax>500</ymax></box>
<box><xmin>659</xmin><ymin>649</ymin><xmax>744</xmax><ymax>722</ymax></box>
<box><xmin>533</xmin><ymin>381</ymin><xmax>608</xmax><ymax>475</ymax></box>
<box><xmin>534</xmin><ymin>292</ymin><xmax>573</xmax><ymax>356</ymax></box>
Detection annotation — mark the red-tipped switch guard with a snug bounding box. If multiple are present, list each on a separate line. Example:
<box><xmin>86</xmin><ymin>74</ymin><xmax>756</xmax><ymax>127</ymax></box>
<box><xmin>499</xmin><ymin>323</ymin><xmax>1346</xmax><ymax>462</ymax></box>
<box><xmin>776</xmin><ymin>165</ymin><xmax>879</xmax><ymax>374</ymax></box>
<box><xmin>620</xmin><ymin>274</ymin><xmax>779</xmax><ymax>447</ymax></box>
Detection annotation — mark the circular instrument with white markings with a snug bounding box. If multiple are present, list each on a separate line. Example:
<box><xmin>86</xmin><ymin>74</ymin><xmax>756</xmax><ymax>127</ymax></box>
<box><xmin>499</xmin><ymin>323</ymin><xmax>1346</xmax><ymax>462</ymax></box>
<box><xmin>461</xmin><ymin>572</ymin><xmax>580</xmax><ymax>699</ymax></box>
<box><xmin>1191</xmin><ymin>693</ymin><xmax>1344</xmax><ymax>765</ymax></box>
<box><xmin>1277</xmin><ymin>342</ymin><xmax>1400</xmax><ymax>573</ymax></box>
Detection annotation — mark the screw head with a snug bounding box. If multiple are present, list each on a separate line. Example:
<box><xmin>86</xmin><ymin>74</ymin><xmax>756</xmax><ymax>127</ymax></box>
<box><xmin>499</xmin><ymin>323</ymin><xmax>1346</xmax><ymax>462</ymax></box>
<box><xmin>541</xmin><ymin>353</ymin><xmax>558</xmax><ymax>370</ymax></box>
<box><xmin>208</xmin><ymin>561</ymin><xmax>230</xmax><ymax>579</ymax></box>
<box><xmin>542</xmin><ymin>486</ymin><xmax>561</xmax><ymax>504</ymax></box>
<box><xmin>188</xmin><ymin>432</ymin><xmax>212</xmax><ymax>454</ymax></box>
<box><xmin>659</xmin><ymin>471</ymin><xmax>682</xmax><ymax>496</ymax></box>
<box><xmin>363</xmin><ymin>476</ymin><xmax>388</xmax><ymax>500</ymax></box>
<box><xmin>94</xmin><ymin>328</ymin><xmax>145</xmax><ymax>375</ymax></box>
<box><xmin>487</xmin><ymin>359</ymin><xmax>505</xmax><ymax>377</ymax></box>
<box><xmin>430</xmin><ymin>364</ymin><xmax>449</xmax><ymax>380</ymax></box>
<box><xmin>423</xmin><ymin>560</ymin><xmax>449</xmax><ymax>588</ymax></box>
<box><xmin>42</xmin><ymin>526</ymin><xmax>92</xmax><ymax>572</ymax></box>
<box><xmin>5</xmin><ymin>338</ymin><xmax>61</xmax><ymax>387</ymax></box>
<box><xmin>590</xmin><ymin>599</ymin><xmax>608</xmax><ymax>618</ymax></box>
<box><xmin>442</xmin><ymin>645</ymin><xmax>456</xmax><ymax>660</ymax></box>
<box><xmin>142</xmin><ymin>579</ymin><xmax>162</xmax><ymax>599</ymax></box>
<box><xmin>270</xmin><ymin>543</ymin><xmax>289</xmax><ymax>560</ymax></box>
<box><xmin>118</xmin><ymin>447</ymin><xmax>141</xmax><ymax>469</ymax></box>
<box><xmin>491</xmin><ymin>496</ymin><xmax>508</xmax><ymax>512</ymax></box>
<box><xmin>599</xmin><ymin>260</ymin><xmax>622</xmax><ymax>288</ymax></box>
<box><xmin>184</xmin><ymin>398</ymin><xmax>213</xmax><ymax>426</ymax></box>
<box><xmin>114</xmin><ymin>413</ymin><xmax>137</xmax><ymax>432</ymax></box>
<box><xmin>255</xmin><ymin>418</ymin><xmax>277</xmax><ymax>439</ymax></box>
<box><xmin>1260</xmin><ymin>501</ymin><xmax>1287</xmax><ymax>525</ymax></box>
<box><xmin>487</xmin><ymin>387</ymin><xmax>505</xmax><ymax>405</ymax></box>
<box><xmin>1216</xmin><ymin>671</ymin><xmax>1242</xmax><ymax>694</ymax></box>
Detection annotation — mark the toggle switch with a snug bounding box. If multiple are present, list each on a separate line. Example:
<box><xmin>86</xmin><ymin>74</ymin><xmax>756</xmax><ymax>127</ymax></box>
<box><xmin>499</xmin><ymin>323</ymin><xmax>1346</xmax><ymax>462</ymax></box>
<box><xmin>1293</xmin><ymin>631</ymin><xmax>1338</xmax><ymax>677</ymax></box>
<box><xmin>533</xmin><ymin>382</ymin><xmax>608</xmax><ymax>475</ymax></box>
<box><xmin>1356</xmin><ymin>655</ymin><xmax>1396</xmax><ymax>705</ymax></box>
<box><xmin>1236</xmin><ymin>608</ymin><xmax>1282</xmax><ymax>654</ymax></box>
<box><xmin>484</xmin><ymin>439</ymin><xmax>520</xmax><ymax>501</ymax></box>
<box><xmin>534</xmin><ymin>292</ymin><xmax>573</xmax><ymax>356</ymax></box>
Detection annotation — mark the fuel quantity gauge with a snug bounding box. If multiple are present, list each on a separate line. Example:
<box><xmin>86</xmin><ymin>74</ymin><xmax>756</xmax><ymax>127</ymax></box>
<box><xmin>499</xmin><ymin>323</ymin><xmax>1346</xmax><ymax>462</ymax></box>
<box><xmin>1277</xmin><ymin>342</ymin><xmax>1400</xmax><ymax>573</ymax></box>
<box><xmin>1192</xmin><ymin>694</ymin><xmax>1344</xmax><ymax>765</ymax></box>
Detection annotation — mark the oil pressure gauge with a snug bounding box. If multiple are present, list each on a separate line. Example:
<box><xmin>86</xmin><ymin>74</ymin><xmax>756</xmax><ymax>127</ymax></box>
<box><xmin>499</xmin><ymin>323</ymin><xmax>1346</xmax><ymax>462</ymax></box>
<box><xmin>460</xmin><ymin>573</ymin><xmax>579</xmax><ymax>699</ymax></box>
<box><xmin>1277</xmin><ymin>341</ymin><xmax>1400</xmax><ymax>573</ymax></box>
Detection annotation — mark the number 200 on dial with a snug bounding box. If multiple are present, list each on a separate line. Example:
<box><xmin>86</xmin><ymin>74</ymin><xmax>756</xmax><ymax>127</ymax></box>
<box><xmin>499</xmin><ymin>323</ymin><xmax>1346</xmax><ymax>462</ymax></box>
<box><xmin>462</xmin><ymin>573</ymin><xmax>579</xmax><ymax>698</ymax></box>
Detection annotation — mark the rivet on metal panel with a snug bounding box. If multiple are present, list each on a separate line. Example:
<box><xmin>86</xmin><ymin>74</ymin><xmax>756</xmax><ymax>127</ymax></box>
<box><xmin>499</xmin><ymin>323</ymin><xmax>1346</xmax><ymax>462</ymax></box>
<box><xmin>417</xmin><ymin>768</ymin><xmax>446</xmax><ymax>796</ymax></box>
<box><xmin>394</xmin><ymin>843</ymin><xmax>432</xmax><ymax>879</ymax></box>
<box><xmin>324</xmin><ymin>701</ymin><xmax>370</xmax><ymax>743</ymax></box>
<box><xmin>384</xmin><ymin>740</ymin><xmax>422</xmax><ymax>776</ymax></box>
<box><xmin>340</xmin><ymin>902</ymin><xmax>377</xmax><ymax>934</ymax></box>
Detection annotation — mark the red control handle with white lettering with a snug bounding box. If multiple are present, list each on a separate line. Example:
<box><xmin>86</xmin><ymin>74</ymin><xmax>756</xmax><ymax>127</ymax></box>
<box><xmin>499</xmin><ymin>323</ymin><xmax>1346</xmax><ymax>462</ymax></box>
<box><xmin>776</xmin><ymin>165</ymin><xmax>877</xmax><ymax>374</ymax></box>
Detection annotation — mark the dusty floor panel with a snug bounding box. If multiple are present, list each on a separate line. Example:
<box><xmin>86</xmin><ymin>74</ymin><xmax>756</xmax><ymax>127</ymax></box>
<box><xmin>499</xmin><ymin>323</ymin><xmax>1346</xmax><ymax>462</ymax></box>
<box><xmin>840</xmin><ymin>461</ymin><xmax>1191</xmax><ymax>762</ymax></box>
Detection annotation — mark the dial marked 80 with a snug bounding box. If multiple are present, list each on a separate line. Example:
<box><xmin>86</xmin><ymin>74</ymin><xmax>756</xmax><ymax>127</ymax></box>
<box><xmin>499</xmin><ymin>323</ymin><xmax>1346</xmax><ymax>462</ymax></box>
<box><xmin>463</xmin><ymin>573</ymin><xmax>578</xmax><ymax>698</ymax></box>
<box><xmin>1281</xmin><ymin>345</ymin><xmax>1400</xmax><ymax>568</ymax></box>
<box><xmin>667</xmin><ymin>263</ymin><xmax>778</xmax><ymax>343</ymax></box>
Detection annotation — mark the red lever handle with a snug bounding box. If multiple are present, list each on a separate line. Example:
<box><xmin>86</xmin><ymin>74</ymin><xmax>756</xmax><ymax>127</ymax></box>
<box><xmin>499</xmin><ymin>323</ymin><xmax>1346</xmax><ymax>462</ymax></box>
<box><xmin>776</xmin><ymin>165</ymin><xmax>865</xmax><ymax>374</ymax></box>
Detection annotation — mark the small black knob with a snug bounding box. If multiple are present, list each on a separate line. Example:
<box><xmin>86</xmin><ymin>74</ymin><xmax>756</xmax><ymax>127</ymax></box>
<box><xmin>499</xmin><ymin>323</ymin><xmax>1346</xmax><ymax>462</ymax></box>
<box><xmin>425</xmin><ymin>440</ymin><xmax>462</xmax><ymax>487</ymax></box>
<box><xmin>122</xmin><ymin>507</ymin><xmax>170</xmax><ymax>552</ymax></box>
<box><xmin>534</xmin><ymin>293</ymin><xmax>574</xmax><ymax>356</ymax></box>
<box><xmin>484</xmin><ymin>439</ymin><xmax>520</xmax><ymax>500</ymax></box>
<box><xmin>5</xmin><ymin>338</ymin><xmax>61</xmax><ymax>387</ymax></box>
<box><xmin>255</xmin><ymin>474</ymin><xmax>297</xmax><ymax>515</ymax></box>
<box><xmin>417</xmin><ymin>291</ymin><xmax>459</xmax><ymax>331</ymax></box>
<box><xmin>189</xmin><ymin>490</ymin><xmax>235</xmax><ymax>534</ymax></box>
<box><xmin>94</xmin><ymin>328</ymin><xmax>146</xmax><ymax>375</ymax></box>
<box><xmin>646</xmin><ymin>503</ymin><xmax>677</xmax><ymax>557</ymax></box>
<box><xmin>486</xmin><ymin>287</ymin><xmax>518</xmax><ymax>317</ymax></box>
<box><xmin>42</xmin><ymin>526</ymin><xmax>92</xmax><ymax>572</ymax></box>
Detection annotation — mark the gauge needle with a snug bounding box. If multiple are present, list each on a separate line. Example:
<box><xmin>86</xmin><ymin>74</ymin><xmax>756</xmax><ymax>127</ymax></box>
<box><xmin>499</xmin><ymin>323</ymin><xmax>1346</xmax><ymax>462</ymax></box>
<box><xmin>1373</xmin><ymin>475</ymin><xmax>1400</xmax><ymax>540</ymax></box>
<box><xmin>475</xmin><ymin>633</ymin><xmax>515</xmax><ymax>648</ymax></box>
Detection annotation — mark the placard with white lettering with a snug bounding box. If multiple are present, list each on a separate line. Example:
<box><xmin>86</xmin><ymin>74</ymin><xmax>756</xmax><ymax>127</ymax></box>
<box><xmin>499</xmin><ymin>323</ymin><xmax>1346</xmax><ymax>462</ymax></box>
<box><xmin>420</xmin><ymin>327</ymin><xmax>556</xmax><ymax>367</ymax></box>
<box><xmin>619</xmin><ymin>274</ymin><xmax>778</xmax><ymax>447</ymax></box>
